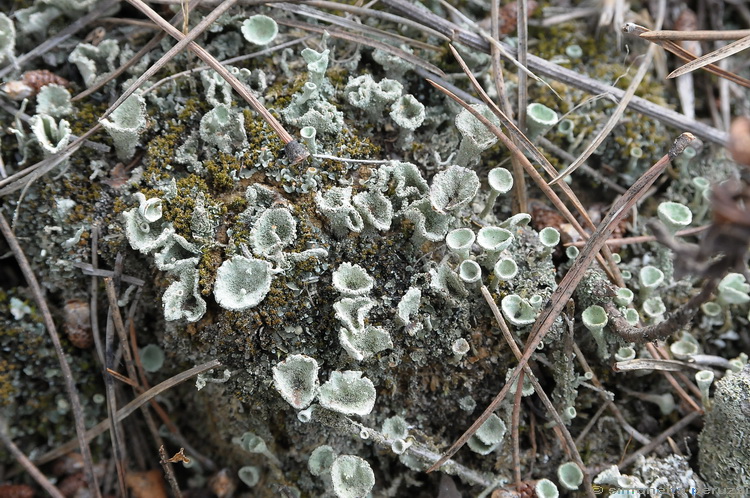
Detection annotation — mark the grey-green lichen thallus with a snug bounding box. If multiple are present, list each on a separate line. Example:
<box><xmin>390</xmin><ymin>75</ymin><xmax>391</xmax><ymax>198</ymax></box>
<box><xmin>2</xmin><ymin>1</ymin><xmax>749</xmax><ymax>497</ymax></box>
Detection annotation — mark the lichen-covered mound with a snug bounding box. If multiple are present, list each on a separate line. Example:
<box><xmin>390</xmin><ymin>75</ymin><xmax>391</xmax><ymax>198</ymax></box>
<box><xmin>1</xmin><ymin>1</ymin><xmax>748</xmax><ymax>496</ymax></box>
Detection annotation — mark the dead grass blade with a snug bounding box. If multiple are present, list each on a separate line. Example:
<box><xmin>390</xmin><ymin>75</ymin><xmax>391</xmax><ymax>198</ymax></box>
<box><xmin>101</xmin><ymin>0</ymin><xmax>239</xmax><ymax>123</ymax></box>
<box><xmin>124</xmin><ymin>0</ymin><xmax>308</xmax><ymax>162</ymax></box>
<box><xmin>618</xmin><ymin>411</ymin><xmax>701</xmax><ymax>469</ymax></box>
<box><xmin>276</xmin><ymin>18</ymin><xmax>445</xmax><ymax>77</ymax></box>
<box><xmin>480</xmin><ymin>286</ymin><xmax>593</xmax><ymax>495</ymax></box>
<box><xmin>0</xmin><ymin>124</ymin><xmax>102</xmax><ymax>197</ymax></box>
<box><xmin>0</xmin><ymin>213</ymin><xmax>102</xmax><ymax>498</ymax></box>
<box><xmin>0</xmin><ymin>418</ymin><xmax>66</xmax><ymax>498</ymax></box>
<box><xmin>517</xmin><ymin>0</ymin><xmax>530</xmax><ymax>135</ymax></box>
<box><xmin>382</xmin><ymin>0</ymin><xmax>729</xmax><ymax>146</ymax></box>
<box><xmin>623</xmin><ymin>24</ymin><xmax>750</xmax><ymax>89</ymax></box>
<box><xmin>74</xmin><ymin>0</ymin><xmax>206</xmax><ymax>102</ymax></box>
<box><xmin>0</xmin><ymin>0</ymin><xmax>119</xmax><ymax>79</ymax></box>
<box><xmin>33</xmin><ymin>359</ymin><xmax>222</xmax><ymax>466</ymax></box>
<box><xmin>640</xmin><ymin>28</ymin><xmax>750</xmax><ymax>41</ymax></box>
<box><xmin>668</xmin><ymin>34</ymin><xmax>750</xmax><ymax>80</ymax></box>
<box><xmin>426</xmin><ymin>132</ymin><xmax>697</xmax><ymax>476</ymax></box>
<box><xmin>273</xmin><ymin>3</ymin><xmax>440</xmax><ymax>52</ymax></box>
<box><xmin>549</xmin><ymin>44</ymin><xmax>658</xmax><ymax>185</ymax></box>
<box><xmin>489</xmin><ymin>0</ymin><xmax>527</xmax><ymax>214</ymax></box>
<box><xmin>304</xmin><ymin>0</ymin><xmax>449</xmax><ymax>42</ymax></box>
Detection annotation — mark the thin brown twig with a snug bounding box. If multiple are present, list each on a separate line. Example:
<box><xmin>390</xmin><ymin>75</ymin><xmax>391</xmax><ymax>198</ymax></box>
<box><xmin>73</xmin><ymin>0</ymin><xmax>206</xmax><ymax>102</ymax></box>
<box><xmin>517</xmin><ymin>0</ymin><xmax>529</xmax><ymax>137</ymax></box>
<box><xmin>570</xmin><ymin>342</ymin><xmax>651</xmax><ymax>446</ymax></box>
<box><xmin>0</xmin><ymin>213</ymin><xmax>103</xmax><ymax>496</ymax></box>
<box><xmin>640</xmin><ymin>28</ymin><xmax>750</xmax><ymax>41</ymax></box>
<box><xmin>623</xmin><ymin>24</ymin><xmax>750</xmax><ymax>88</ymax></box>
<box><xmin>479</xmin><ymin>286</ymin><xmax>594</xmax><ymax>496</ymax></box>
<box><xmin>618</xmin><ymin>411</ymin><xmax>701</xmax><ymax>469</ymax></box>
<box><xmin>124</xmin><ymin>0</ymin><xmax>308</xmax><ymax>162</ymax></box>
<box><xmin>104</xmin><ymin>277</ymin><xmax>141</xmax><ymax>387</ymax></box>
<box><xmin>566</xmin><ymin>225</ymin><xmax>710</xmax><ymax>247</ymax></box>
<box><xmin>668</xmin><ymin>34</ymin><xmax>750</xmax><ymax>80</ymax></box>
<box><xmin>33</xmin><ymin>359</ymin><xmax>222</xmax><ymax>466</ymax></box>
<box><xmin>645</xmin><ymin>344</ymin><xmax>703</xmax><ymax>413</ymax></box>
<box><xmin>159</xmin><ymin>445</ymin><xmax>184</xmax><ymax>498</ymax></box>
<box><xmin>0</xmin><ymin>0</ymin><xmax>120</xmax><ymax>79</ymax></box>
<box><xmin>101</xmin><ymin>0</ymin><xmax>239</xmax><ymax>124</ymax></box>
<box><xmin>0</xmin><ymin>417</ymin><xmax>66</xmax><ymax>498</ymax></box>
<box><xmin>103</xmin><ymin>260</ymin><xmax>128</xmax><ymax>498</ymax></box>
<box><xmin>511</xmin><ymin>368</ymin><xmax>524</xmax><ymax>486</ymax></box>
<box><xmin>381</xmin><ymin>1</ymin><xmax>729</xmax><ymax>146</ymax></box>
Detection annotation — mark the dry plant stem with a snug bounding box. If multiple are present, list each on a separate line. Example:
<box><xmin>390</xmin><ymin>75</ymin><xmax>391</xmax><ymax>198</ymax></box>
<box><xmin>570</xmin><ymin>342</ymin><xmax>650</xmax><ymax>446</ymax></box>
<box><xmin>479</xmin><ymin>286</ymin><xmax>593</xmax><ymax>496</ymax></box>
<box><xmin>511</xmin><ymin>369</ymin><xmax>523</xmax><ymax>486</ymax></box>
<box><xmin>34</xmin><ymin>359</ymin><xmax>222</xmax><ymax>466</ymax></box>
<box><xmin>615</xmin><ymin>358</ymin><xmax>711</xmax><ymax>373</ymax></box>
<box><xmin>668</xmin><ymin>34</ymin><xmax>750</xmax><ymax>80</ymax></box>
<box><xmin>73</xmin><ymin>262</ymin><xmax>146</xmax><ymax>286</ymax></box>
<box><xmin>159</xmin><ymin>445</ymin><xmax>184</xmax><ymax>498</ymax></box>
<box><xmin>104</xmin><ymin>278</ymin><xmax>139</xmax><ymax>383</ymax></box>
<box><xmin>0</xmin><ymin>417</ymin><xmax>65</xmax><ymax>498</ymax></box>
<box><xmin>428</xmin><ymin>133</ymin><xmax>695</xmax><ymax>476</ymax></box>
<box><xmin>517</xmin><ymin>0</ymin><xmax>529</xmax><ymax>135</ymax></box>
<box><xmin>574</xmin><ymin>402</ymin><xmax>609</xmax><ymax>447</ymax></box>
<box><xmin>382</xmin><ymin>0</ymin><xmax>729</xmax><ymax>146</ymax></box>
<box><xmin>490</xmin><ymin>0</ymin><xmax>527</xmax><ymax>214</ymax></box>
<box><xmin>429</xmin><ymin>75</ymin><xmax>622</xmax><ymax>286</ymax></box>
<box><xmin>0</xmin><ymin>0</ymin><xmax>120</xmax><ymax>79</ymax></box>
<box><xmin>549</xmin><ymin>43</ymin><xmax>657</xmax><ymax>184</ymax></box>
<box><xmin>276</xmin><ymin>18</ymin><xmax>445</xmax><ymax>77</ymax></box>
<box><xmin>102</xmin><ymin>0</ymin><xmax>238</xmax><ymax>123</ymax></box>
<box><xmin>123</xmin><ymin>0</ymin><xmax>299</xmax><ymax>152</ymax></box>
<box><xmin>618</xmin><ymin>411</ymin><xmax>701</xmax><ymax>469</ymax></box>
<box><xmin>623</xmin><ymin>24</ymin><xmax>750</xmax><ymax>89</ymax></box>
<box><xmin>0</xmin><ymin>123</ymin><xmax>103</xmax><ymax>196</ymax></box>
<box><xmin>0</xmin><ymin>213</ymin><xmax>102</xmax><ymax>497</ymax></box>
<box><xmin>566</xmin><ymin>225</ymin><xmax>710</xmax><ymax>247</ymax></box>
<box><xmin>537</xmin><ymin>137</ymin><xmax>627</xmax><ymax>194</ymax></box>
<box><xmin>90</xmin><ymin>226</ymin><xmax>105</xmax><ymax>366</ymax></box>
<box><xmin>274</xmin><ymin>3</ymin><xmax>439</xmax><ymax>52</ymax></box>
<box><xmin>640</xmin><ymin>29</ymin><xmax>750</xmax><ymax>41</ymax></box>
<box><xmin>647</xmin><ymin>344</ymin><xmax>702</xmax><ymax>410</ymax></box>
<box><xmin>74</xmin><ymin>0</ymin><xmax>205</xmax><ymax>102</ymax></box>
<box><xmin>604</xmin><ymin>276</ymin><xmax>720</xmax><ymax>344</ymax></box>
<box><xmin>143</xmin><ymin>37</ymin><xmax>311</xmax><ymax>96</ymax></box>
<box><xmin>104</xmin><ymin>306</ymin><xmax>128</xmax><ymax>498</ymax></box>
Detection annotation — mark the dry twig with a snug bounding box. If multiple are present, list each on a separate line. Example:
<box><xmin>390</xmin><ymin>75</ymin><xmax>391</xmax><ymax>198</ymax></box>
<box><xmin>0</xmin><ymin>213</ymin><xmax>102</xmax><ymax>497</ymax></box>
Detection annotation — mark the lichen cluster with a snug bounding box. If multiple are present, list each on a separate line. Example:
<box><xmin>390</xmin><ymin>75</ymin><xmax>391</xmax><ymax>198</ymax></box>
<box><xmin>2</xmin><ymin>1</ymin><xmax>749</xmax><ymax>496</ymax></box>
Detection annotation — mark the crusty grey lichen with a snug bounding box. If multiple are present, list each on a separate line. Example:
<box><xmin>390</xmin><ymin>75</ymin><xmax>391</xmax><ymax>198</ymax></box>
<box><xmin>698</xmin><ymin>365</ymin><xmax>750</xmax><ymax>488</ymax></box>
<box><xmin>2</xmin><ymin>1</ymin><xmax>749</xmax><ymax>496</ymax></box>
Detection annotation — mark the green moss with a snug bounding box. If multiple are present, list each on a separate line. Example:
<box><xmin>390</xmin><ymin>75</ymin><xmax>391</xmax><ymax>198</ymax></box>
<box><xmin>205</xmin><ymin>152</ymin><xmax>242</xmax><ymax>192</ymax></box>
